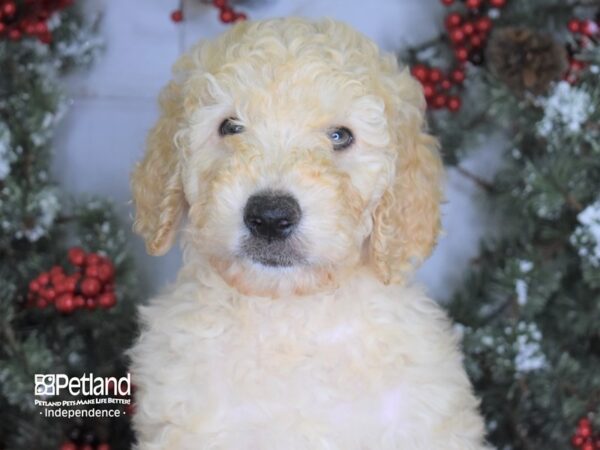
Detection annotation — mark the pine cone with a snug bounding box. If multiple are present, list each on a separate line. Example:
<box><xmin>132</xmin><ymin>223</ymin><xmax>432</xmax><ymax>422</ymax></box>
<box><xmin>486</xmin><ymin>27</ymin><xmax>567</xmax><ymax>95</ymax></box>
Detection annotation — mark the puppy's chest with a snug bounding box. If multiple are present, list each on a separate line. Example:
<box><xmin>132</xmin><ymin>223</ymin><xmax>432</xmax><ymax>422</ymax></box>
<box><xmin>160</xmin><ymin>293</ymin><xmax>414</xmax><ymax>428</ymax></box>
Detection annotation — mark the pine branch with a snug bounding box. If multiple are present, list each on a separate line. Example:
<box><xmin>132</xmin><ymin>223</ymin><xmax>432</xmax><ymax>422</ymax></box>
<box><xmin>1</xmin><ymin>321</ymin><xmax>30</xmax><ymax>374</ymax></box>
<box><xmin>407</xmin><ymin>34</ymin><xmax>446</xmax><ymax>56</ymax></box>
<box><xmin>455</xmin><ymin>165</ymin><xmax>495</xmax><ymax>192</ymax></box>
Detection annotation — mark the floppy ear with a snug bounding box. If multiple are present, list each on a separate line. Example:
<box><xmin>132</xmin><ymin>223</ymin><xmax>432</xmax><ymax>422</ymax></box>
<box><xmin>131</xmin><ymin>78</ymin><xmax>186</xmax><ymax>256</ymax></box>
<box><xmin>369</xmin><ymin>70</ymin><xmax>443</xmax><ymax>284</ymax></box>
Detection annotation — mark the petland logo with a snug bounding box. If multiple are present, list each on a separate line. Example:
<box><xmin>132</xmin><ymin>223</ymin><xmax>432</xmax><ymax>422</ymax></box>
<box><xmin>34</xmin><ymin>373</ymin><xmax>132</xmax><ymax>418</ymax></box>
<box><xmin>34</xmin><ymin>373</ymin><xmax>131</xmax><ymax>397</ymax></box>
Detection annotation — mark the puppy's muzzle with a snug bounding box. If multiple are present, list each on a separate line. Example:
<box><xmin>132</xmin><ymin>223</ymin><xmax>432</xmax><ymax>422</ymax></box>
<box><xmin>241</xmin><ymin>192</ymin><xmax>304</xmax><ymax>267</ymax></box>
<box><xmin>243</xmin><ymin>192</ymin><xmax>301</xmax><ymax>241</ymax></box>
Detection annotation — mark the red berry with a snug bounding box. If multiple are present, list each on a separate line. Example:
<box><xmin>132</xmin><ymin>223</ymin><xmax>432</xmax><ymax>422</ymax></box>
<box><xmin>429</xmin><ymin>68</ymin><xmax>443</xmax><ymax>83</ymax></box>
<box><xmin>470</xmin><ymin>35</ymin><xmax>484</xmax><ymax>47</ymax></box>
<box><xmin>38</xmin><ymin>272</ymin><xmax>50</xmax><ymax>286</ymax></box>
<box><xmin>213</xmin><ymin>0</ymin><xmax>228</xmax><ymax>7</ymax></box>
<box><xmin>81</xmin><ymin>277</ymin><xmax>102</xmax><ymax>296</ymax></box>
<box><xmin>98</xmin><ymin>292</ymin><xmax>117</xmax><ymax>309</ymax></box>
<box><xmin>170</xmin><ymin>9</ymin><xmax>183</xmax><ymax>23</ymax></box>
<box><xmin>447</xmin><ymin>96</ymin><xmax>462</xmax><ymax>112</ymax></box>
<box><xmin>220</xmin><ymin>9</ymin><xmax>235</xmax><ymax>23</ymax></box>
<box><xmin>570</xmin><ymin>59</ymin><xmax>586</xmax><ymax>71</ymax></box>
<box><xmin>0</xmin><ymin>23</ymin><xmax>5</xmax><ymax>33</ymax></box>
<box><xmin>56</xmin><ymin>294</ymin><xmax>75</xmax><ymax>314</ymax></box>
<box><xmin>451</xmin><ymin>68</ymin><xmax>466</xmax><ymax>84</ymax></box>
<box><xmin>3</xmin><ymin>2</ymin><xmax>16</xmax><ymax>17</ymax></box>
<box><xmin>582</xmin><ymin>441</ymin><xmax>594</xmax><ymax>450</ymax></box>
<box><xmin>85</xmin><ymin>265</ymin><xmax>100</xmax><ymax>278</ymax></box>
<box><xmin>36</xmin><ymin>298</ymin><xmax>48</xmax><ymax>309</ymax></box>
<box><xmin>29</xmin><ymin>280</ymin><xmax>41</xmax><ymax>293</ymax></box>
<box><xmin>450</xmin><ymin>28</ymin><xmax>465</xmax><ymax>44</ymax></box>
<box><xmin>74</xmin><ymin>296</ymin><xmax>86</xmax><ymax>309</ymax></box>
<box><xmin>411</xmin><ymin>64</ymin><xmax>430</xmax><ymax>82</ymax></box>
<box><xmin>63</xmin><ymin>276</ymin><xmax>78</xmax><ymax>293</ymax></box>
<box><xmin>455</xmin><ymin>47</ymin><xmax>469</xmax><ymax>62</ymax></box>
<box><xmin>54</xmin><ymin>280</ymin><xmax>67</xmax><ymax>294</ymax></box>
<box><xmin>465</xmin><ymin>0</ymin><xmax>481</xmax><ymax>9</ymax></box>
<box><xmin>432</xmin><ymin>94</ymin><xmax>447</xmax><ymax>109</ymax></box>
<box><xmin>59</xmin><ymin>442</ymin><xmax>77</xmax><ymax>450</ymax></box>
<box><xmin>97</xmin><ymin>262</ymin><xmax>115</xmax><ymax>282</ymax></box>
<box><xmin>34</xmin><ymin>21</ymin><xmax>48</xmax><ymax>34</ymax></box>
<box><xmin>440</xmin><ymin>79</ymin><xmax>453</xmax><ymax>91</ymax></box>
<box><xmin>86</xmin><ymin>253</ymin><xmax>102</xmax><ymax>266</ymax></box>
<box><xmin>462</xmin><ymin>22</ymin><xmax>475</xmax><ymax>36</ymax></box>
<box><xmin>86</xmin><ymin>297</ymin><xmax>97</xmax><ymax>310</ymax></box>
<box><xmin>22</xmin><ymin>21</ymin><xmax>35</xmax><ymax>34</ymax></box>
<box><xmin>572</xmin><ymin>434</ymin><xmax>585</xmax><ymax>447</ymax></box>
<box><xmin>578</xmin><ymin>418</ymin><xmax>591</xmax><ymax>429</ymax></box>
<box><xmin>476</xmin><ymin>17</ymin><xmax>492</xmax><ymax>33</ymax></box>
<box><xmin>38</xmin><ymin>31</ymin><xmax>52</xmax><ymax>44</ymax></box>
<box><xmin>42</xmin><ymin>288</ymin><xmax>56</xmax><ymax>301</ymax></box>
<box><xmin>568</xmin><ymin>19</ymin><xmax>581</xmax><ymax>34</ymax></box>
<box><xmin>50</xmin><ymin>266</ymin><xmax>64</xmax><ymax>276</ymax></box>
<box><xmin>423</xmin><ymin>83</ymin><xmax>436</xmax><ymax>99</ymax></box>
<box><xmin>440</xmin><ymin>0</ymin><xmax>454</xmax><ymax>5</ymax></box>
<box><xmin>445</xmin><ymin>13</ymin><xmax>462</xmax><ymax>29</ymax></box>
<box><xmin>51</xmin><ymin>272</ymin><xmax>66</xmax><ymax>286</ymax></box>
<box><xmin>577</xmin><ymin>418</ymin><xmax>592</xmax><ymax>434</ymax></box>
<box><xmin>68</xmin><ymin>247</ymin><xmax>86</xmax><ymax>266</ymax></box>
<box><xmin>489</xmin><ymin>0</ymin><xmax>507</xmax><ymax>7</ymax></box>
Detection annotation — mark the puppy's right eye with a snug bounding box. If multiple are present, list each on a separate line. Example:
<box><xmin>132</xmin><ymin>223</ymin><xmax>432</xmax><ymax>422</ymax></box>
<box><xmin>327</xmin><ymin>127</ymin><xmax>354</xmax><ymax>151</ymax></box>
<box><xmin>219</xmin><ymin>118</ymin><xmax>245</xmax><ymax>136</ymax></box>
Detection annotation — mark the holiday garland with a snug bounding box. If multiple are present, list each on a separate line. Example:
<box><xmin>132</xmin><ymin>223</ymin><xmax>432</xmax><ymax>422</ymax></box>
<box><xmin>0</xmin><ymin>1</ymin><xmax>141</xmax><ymax>449</ymax></box>
<box><xmin>408</xmin><ymin>0</ymin><xmax>600</xmax><ymax>113</ymax></box>
<box><xmin>0</xmin><ymin>0</ymin><xmax>74</xmax><ymax>43</ymax></box>
<box><xmin>405</xmin><ymin>1</ymin><xmax>600</xmax><ymax>449</ymax></box>
<box><xmin>2</xmin><ymin>1</ymin><xmax>592</xmax><ymax>448</ymax></box>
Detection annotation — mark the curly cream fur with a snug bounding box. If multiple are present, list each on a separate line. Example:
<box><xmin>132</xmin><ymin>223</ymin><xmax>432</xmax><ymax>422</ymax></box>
<box><xmin>130</xmin><ymin>18</ymin><xmax>487</xmax><ymax>449</ymax></box>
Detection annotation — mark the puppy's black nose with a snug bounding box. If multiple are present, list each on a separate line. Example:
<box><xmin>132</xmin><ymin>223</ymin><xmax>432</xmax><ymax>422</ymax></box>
<box><xmin>243</xmin><ymin>193</ymin><xmax>301</xmax><ymax>241</ymax></box>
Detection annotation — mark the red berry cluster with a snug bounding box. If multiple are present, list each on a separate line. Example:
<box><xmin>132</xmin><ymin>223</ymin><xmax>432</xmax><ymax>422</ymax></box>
<box><xmin>411</xmin><ymin>64</ymin><xmax>465</xmax><ymax>111</ymax></box>
<box><xmin>59</xmin><ymin>442</ymin><xmax>111</xmax><ymax>450</ymax></box>
<box><xmin>568</xmin><ymin>18</ymin><xmax>600</xmax><ymax>38</ymax></box>
<box><xmin>0</xmin><ymin>0</ymin><xmax>74</xmax><ymax>44</ymax></box>
<box><xmin>171</xmin><ymin>0</ymin><xmax>247</xmax><ymax>25</ymax></box>
<box><xmin>211</xmin><ymin>0</ymin><xmax>246</xmax><ymax>23</ymax></box>
<box><xmin>27</xmin><ymin>247</ymin><xmax>116</xmax><ymax>314</ymax></box>
<box><xmin>443</xmin><ymin>10</ymin><xmax>495</xmax><ymax>66</ymax></box>
<box><xmin>565</xmin><ymin>17</ymin><xmax>599</xmax><ymax>84</ymax></box>
<box><xmin>571</xmin><ymin>417</ymin><xmax>600</xmax><ymax>450</ymax></box>
<box><xmin>412</xmin><ymin>0</ymin><xmax>508</xmax><ymax>112</ymax></box>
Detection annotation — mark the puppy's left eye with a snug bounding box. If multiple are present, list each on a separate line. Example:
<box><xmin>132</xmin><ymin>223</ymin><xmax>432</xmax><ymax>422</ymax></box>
<box><xmin>219</xmin><ymin>118</ymin><xmax>245</xmax><ymax>136</ymax></box>
<box><xmin>327</xmin><ymin>127</ymin><xmax>354</xmax><ymax>151</ymax></box>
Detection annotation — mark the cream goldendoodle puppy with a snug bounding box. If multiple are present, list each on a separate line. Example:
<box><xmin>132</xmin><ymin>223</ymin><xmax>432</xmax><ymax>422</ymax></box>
<box><xmin>129</xmin><ymin>18</ymin><xmax>487</xmax><ymax>450</ymax></box>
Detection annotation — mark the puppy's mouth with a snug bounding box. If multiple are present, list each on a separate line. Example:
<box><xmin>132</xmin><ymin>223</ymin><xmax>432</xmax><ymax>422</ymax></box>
<box><xmin>239</xmin><ymin>236</ymin><xmax>306</xmax><ymax>268</ymax></box>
